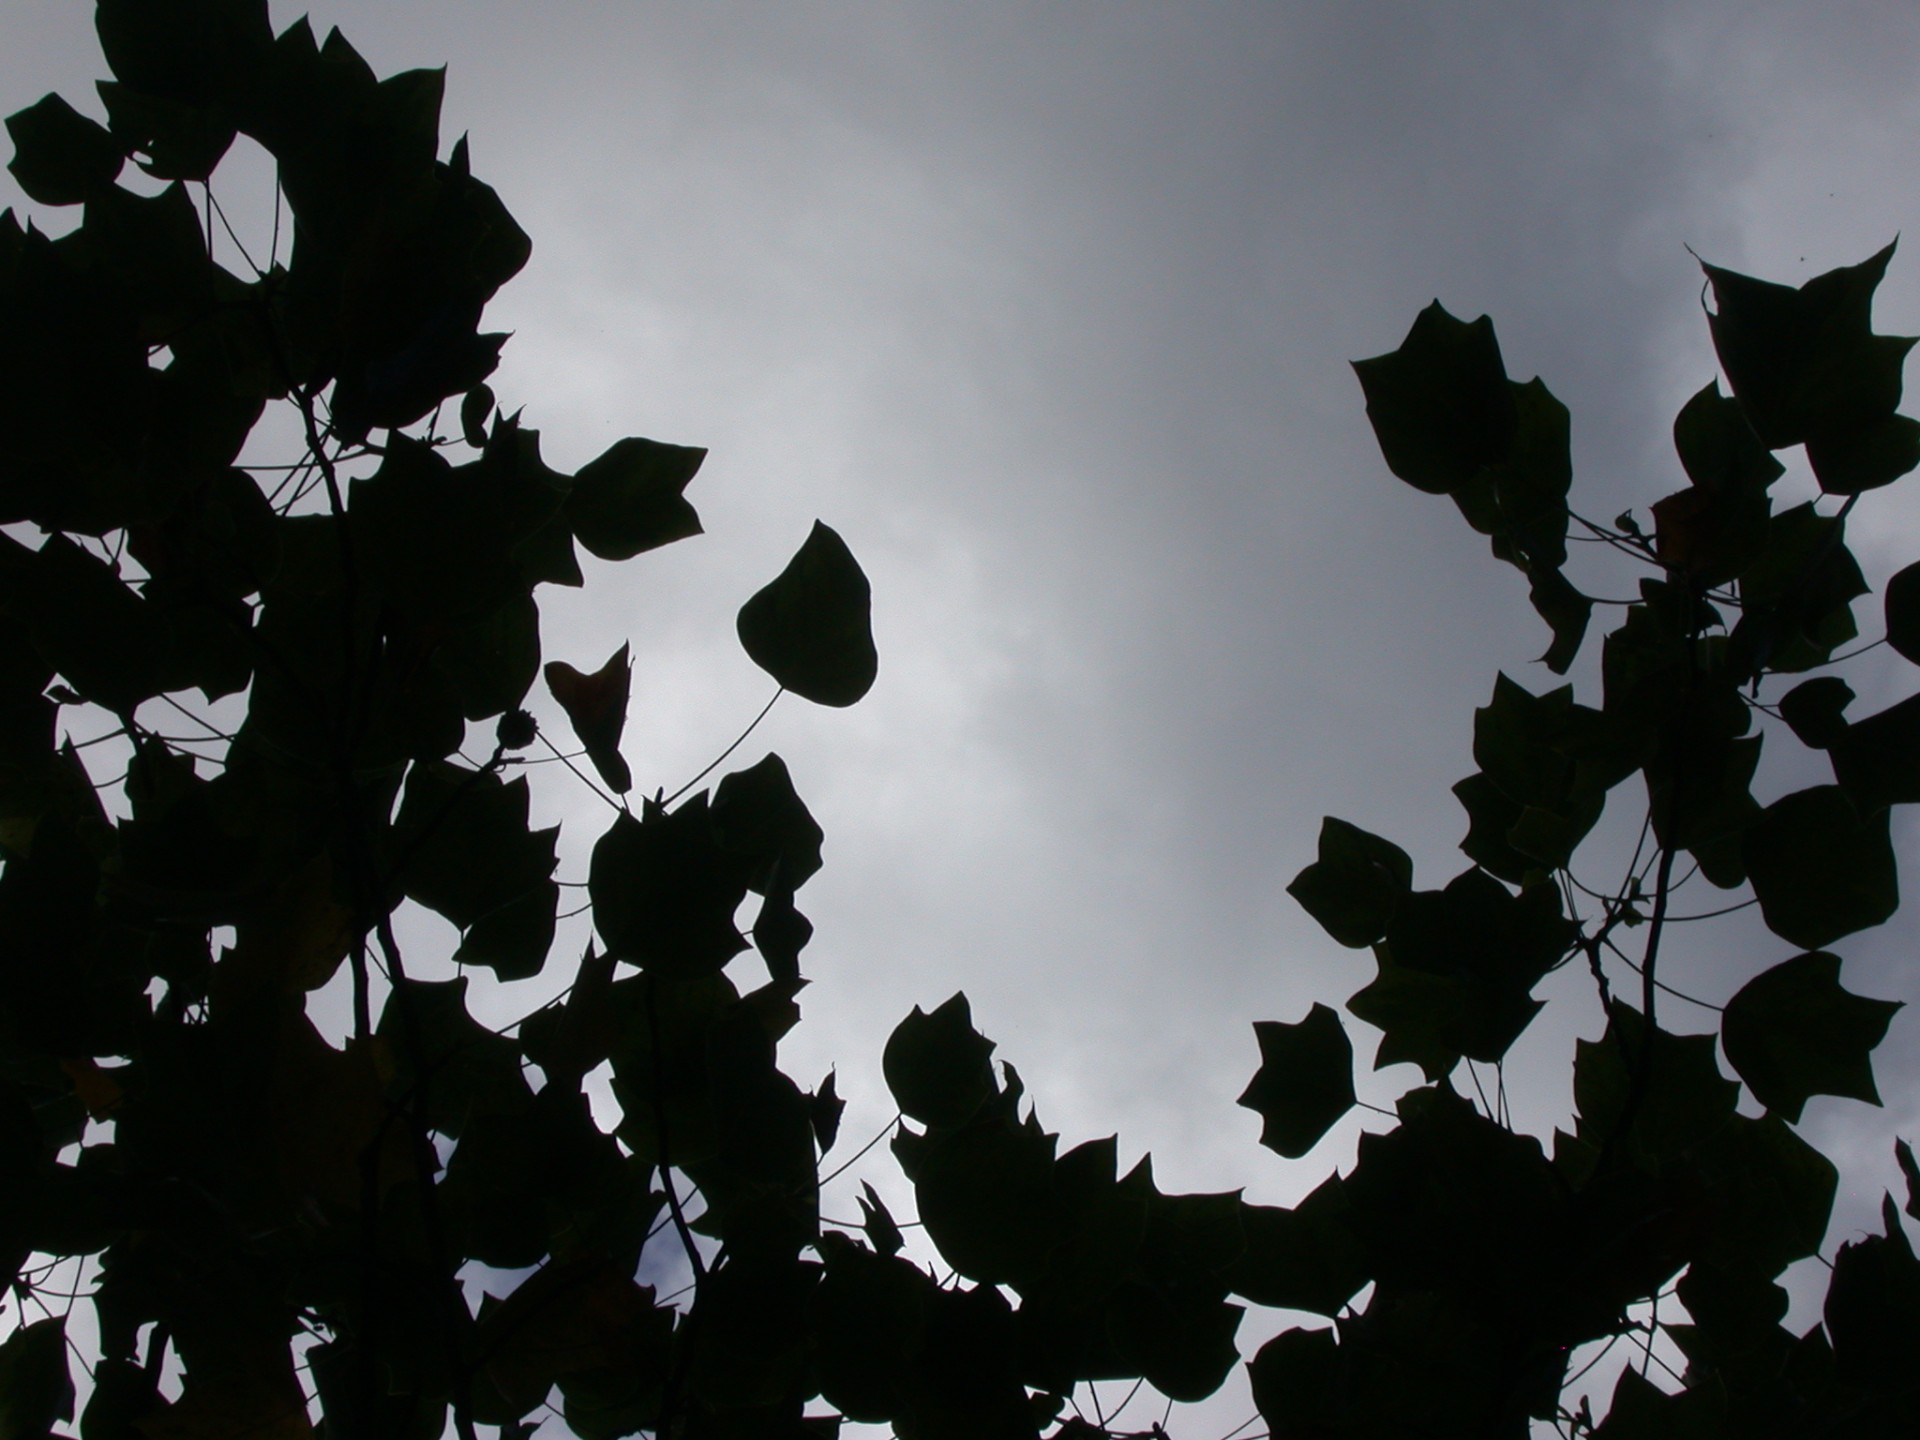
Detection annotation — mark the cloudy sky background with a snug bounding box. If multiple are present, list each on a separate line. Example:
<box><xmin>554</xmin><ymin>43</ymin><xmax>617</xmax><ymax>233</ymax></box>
<box><xmin>10</xmin><ymin>2</ymin><xmax>1920</xmax><ymax>1430</ymax></box>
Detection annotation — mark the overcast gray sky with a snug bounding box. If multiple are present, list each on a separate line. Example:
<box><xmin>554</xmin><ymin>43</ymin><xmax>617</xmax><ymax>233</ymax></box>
<box><xmin>9</xmin><ymin>2</ymin><xmax>1920</xmax><ymax>1431</ymax></box>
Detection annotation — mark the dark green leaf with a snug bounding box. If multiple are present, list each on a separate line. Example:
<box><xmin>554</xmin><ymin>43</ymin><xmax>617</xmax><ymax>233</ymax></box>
<box><xmin>1236</xmin><ymin>1003</ymin><xmax>1355</xmax><ymax>1159</ymax></box>
<box><xmin>1595</xmin><ymin>1363</ymin><xmax>1711</xmax><ymax>1438</ymax></box>
<box><xmin>1352</xmin><ymin>302</ymin><xmax>1517</xmax><ymax>495</ymax></box>
<box><xmin>737</xmin><ymin>521</ymin><xmax>878</xmax><ymax>707</ymax></box>
<box><xmin>0</xmin><ymin>533</ymin><xmax>172</xmax><ymax>713</ymax></box>
<box><xmin>473</xmin><ymin>1258</ymin><xmax>671</xmax><ymax>1433</ymax></box>
<box><xmin>442</xmin><ymin>1085</ymin><xmax>649</xmax><ymax>1269</ymax></box>
<box><xmin>883</xmin><ymin>993</ymin><xmax>997</xmax><ymax>1130</ymax></box>
<box><xmin>79</xmin><ymin>1354</ymin><xmax>164</xmax><ymax>1439</ymax></box>
<box><xmin>351</xmin><ymin>436</ymin><xmax>522</xmax><ymax>628</ymax></box>
<box><xmin>565</xmin><ymin>436</ymin><xmax>704</xmax><ymax>561</ymax></box>
<box><xmin>1722</xmin><ymin>951</ymin><xmax>1901</xmax><ymax>1122</ymax></box>
<box><xmin>1286</xmin><ymin>815</ymin><xmax>1413</xmax><ymax>948</ymax></box>
<box><xmin>1453</xmin><ymin>770</ymin><xmax>1533</xmax><ymax>884</ymax></box>
<box><xmin>1347</xmin><ymin>949</ymin><xmax>1539</xmax><ymax>1080</ymax></box>
<box><xmin>1744</xmin><ymin>785</ymin><xmax>1897</xmax><ymax>949</ymax></box>
<box><xmin>6</xmin><ymin>93</ymin><xmax>123</xmax><ymax>205</ymax></box>
<box><xmin>1650</xmin><ymin>483</ymin><xmax>1770</xmax><ymax>589</ymax></box>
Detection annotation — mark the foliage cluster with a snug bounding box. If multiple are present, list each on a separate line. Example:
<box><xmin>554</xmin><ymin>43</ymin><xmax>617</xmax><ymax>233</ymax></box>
<box><xmin>2</xmin><ymin>4</ymin><xmax>1919</xmax><ymax>1439</ymax></box>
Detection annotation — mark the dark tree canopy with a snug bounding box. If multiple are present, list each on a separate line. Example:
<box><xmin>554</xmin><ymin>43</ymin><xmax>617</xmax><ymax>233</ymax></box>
<box><xmin>2</xmin><ymin>4</ymin><xmax>1918</xmax><ymax>1439</ymax></box>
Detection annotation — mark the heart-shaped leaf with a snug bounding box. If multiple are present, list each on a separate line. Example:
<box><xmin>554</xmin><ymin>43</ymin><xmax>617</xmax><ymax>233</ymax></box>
<box><xmin>737</xmin><ymin>521</ymin><xmax>877</xmax><ymax>707</ymax></box>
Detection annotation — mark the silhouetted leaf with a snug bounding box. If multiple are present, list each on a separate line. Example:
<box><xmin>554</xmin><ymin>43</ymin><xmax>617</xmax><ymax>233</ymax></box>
<box><xmin>1354</xmin><ymin>302</ymin><xmax>1517</xmax><ymax>494</ymax></box>
<box><xmin>1697</xmin><ymin>1113</ymin><xmax>1839</xmax><ymax>1279</ymax></box>
<box><xmin>1823</xmin><ymin>1194</ymin><xmax>1920</xmax><ymax>1391</ymax></box>
<box><xmin>378</xmin><ymin>975</ymin><xmax>532</xmax><ymax>1139</ymax></box>
<box><xmin>393</xmin><ymin>761</ymin><xmax>559</xmax><ymax>957</ymax></box>
<box><xmin>1887</xmin><ymin>559</ymin><xmax>1920</xmax><ymax>664</ymax></box>
<box><xmin>588</xmin><ymin>797</ymin><xmax>750</xmax><ymax>979</ymax></box>
<box><xmin>7</xmin><ymin>92</ymin><xmax>123</xmax><ymax>205</ymax></box>
<box><xmin>1287</xmin><ymin>815</ymin><xmax>1412</xmax><ymax>948</ymax></box>
<box><xmin>1899</xmin><ymin>1139</ymin><xmax>1920</xmax><ymax>1222</ymax></box>
<box><xmin>1237</xmin><ymin>1003</ymin><xmax>1355</xmax><ymax>1159</ymax></box>
<box><xmin>686</xmin><ymin>1255</ymin><xmax>819</xmax><ymax>1411</ymax></box>
<box><xmin>908</xmin><ymin>1105</ymin><xmax>1065</xmax><ymax>1286</ymax></box>
<box><xmin>1730</xmin><ymin>502</ymin><xmax>1867</xmax><ymax>675</ymax></box>
<box><xmin>1350</xmin><ymin>867</ymin><xmax>1573</xmax><ymax>1074</ymax></box>
<box><xmin>812</xmin><ymin>1233</ymin><xmax>932</xmax><ymax>1420</ymax></box>
<box><xmin>1807</xmin><ymin>411</ymin><xmax>1920</xmax><ymax>494</ymax></box>
<box><xmin>1345</xmin><ymin>1085</ymin><xmax>1567</xmax><ymax>1319</ymax></box>
<box><xmin>1572</xmin><ymin>1004</ymin><xmax>1740</xmax><ymax>1167</ymax></box>
<box><xmin>96</xmin><ymin>79</ymin><xmax>234</xmax><ymax>180</ymax></box>
<box><xmin>857</xmin><ymin>1183</ymin><xmax>905</xmax><ymax>1259</ymax></box>
<box><xmin>1230</xmin><ymin>1175</ymin><xmax>1369</xmax><ymax>1317</ymax></box>
<box><xmin>545</xmin><ymin>643</ymin><xmax>633</xmax><ymax>793</ymax></box>
<box><xmin>1528</xmin><ymin>563</ymin><xmax>1593</xmax><ymax>675</ymax></box>
<box><xmin>1673</xmin><ymin>379</ymin><xmax>1784</xmax><ymax>496</ymax></box>
<box><xmin>1703</xmin><ymin>242</ymin><xmax>1914</xmax><ymax>451</ymax></box>
<box><xmin>737</xmin><ymin>521</ymin><xmax>878</xmax><ymax>707</ymax></box>
<box><xmin>807</xmin><ymin>1071</ymin><xmax>844</xmax><ymax>1157</ymax></box>
<box><xmin>566</xmin><ymin>436</ymin><xmax>704</xmax><ymax>561</ymax></box>
<box><xmin>1744</xmin><ymin>785</ymin><xmax>1897</xmax><ymax>949</ymax></box>
<box><xmin>438</xmin><ymin>591</ymin><xmax>541</xmax><ymax>723</ymax></box>
<box><xmin>475</xmin><ymin>1259</ymin><xmax>672</xmax><ymax>1429</ymax></box>
<box><xmin>1105</xmin><ymin>1283</ymin><xmax>1243</xmax><ymax>1403</ymax></box>
<box><xmin>1248</xmin><ymin>1325</ymin><xmax>1341</xmax><ymax>1438</ymax></box>
<box><xmin>1722</xmin><ymin>952</ymin><xmax>1901</xmax><ymax>1122</ymax></box>
<box><xmin>461</xmin><ymin>382</ymin><xmax>495</xmax><ymax>448</ymax></box>
<box><xmin>883</xmin><ymin>993</ymin><xmax>997</xmax><ymax>1129</ymax></box>
<box><xmin>0</xmin><ymin>1316</ymin><xmax>72</xmax><ymax>1438</ymax></box>
<box><xmin>1830</xmin><ymin>692</ymin><xmax>1920</xmax><ymax>813</ymax></box>
<box><xmin>1779</xmin><ymin>675</ymin><xmax>1854</xmax><ymax>749</ymax></box>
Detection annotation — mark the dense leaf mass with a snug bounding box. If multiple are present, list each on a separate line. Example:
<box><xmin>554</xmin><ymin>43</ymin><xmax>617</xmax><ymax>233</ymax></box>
<box><xmin>2</xmin><ymin>5</ymin><xmax>1917</xmax><ymax>1439</ymax></box>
